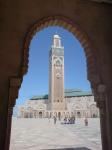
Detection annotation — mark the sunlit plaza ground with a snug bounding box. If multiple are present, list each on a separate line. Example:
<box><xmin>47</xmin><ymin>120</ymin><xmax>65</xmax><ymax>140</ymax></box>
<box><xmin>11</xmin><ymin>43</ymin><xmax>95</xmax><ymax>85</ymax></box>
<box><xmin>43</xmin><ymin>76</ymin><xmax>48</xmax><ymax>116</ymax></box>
<box><xmin>10</xmin><ymin>118</ymin><xmax>102</xmax><ymax>150</ymax></box>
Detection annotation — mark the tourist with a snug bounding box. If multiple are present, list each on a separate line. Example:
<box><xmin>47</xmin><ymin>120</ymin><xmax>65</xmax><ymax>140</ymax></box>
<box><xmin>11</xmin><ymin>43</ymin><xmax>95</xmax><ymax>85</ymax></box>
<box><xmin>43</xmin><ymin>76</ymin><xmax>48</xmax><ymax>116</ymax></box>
<box><xmin>84</xmin><ymin>117</ymin><xmax>88</xmax><ymax>126</ymax></box>
<box><xmin>53</xmin><ymin>116</ymin><xmax>57</xmax><ymax>124</ymax></box>
<box><xmin>72</xmin><ymin>116</ymin><xmax>75</xmax><ymax>124</ymax></box>
<box><xmin>68</xmin><ymin>116</ymin><xmax>75</xmax><ymax>124</ymax></box>
<box><xmin>64</xmin><ymin>116</ymin><xmax>67</xmax><ymax>124</ymax></box>
<box><xmin>68</xmin><ymin>117</ymin><xmax>71</xmax><ymax>124</ymax></box>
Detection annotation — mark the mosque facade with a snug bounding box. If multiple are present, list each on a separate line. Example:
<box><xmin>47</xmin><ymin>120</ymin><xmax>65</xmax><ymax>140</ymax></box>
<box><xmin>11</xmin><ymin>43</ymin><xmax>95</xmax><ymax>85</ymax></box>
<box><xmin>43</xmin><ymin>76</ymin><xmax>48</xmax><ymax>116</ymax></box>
<box><xmin>19</xmin><ymin>34</ymin><xmax>99</xmax><ymax>118</ymax></box>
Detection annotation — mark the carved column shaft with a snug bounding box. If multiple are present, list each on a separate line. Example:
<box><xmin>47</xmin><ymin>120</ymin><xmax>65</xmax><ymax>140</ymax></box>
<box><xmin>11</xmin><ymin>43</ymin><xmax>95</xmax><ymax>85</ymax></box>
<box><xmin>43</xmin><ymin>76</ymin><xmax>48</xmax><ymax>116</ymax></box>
<box><xmin>98</xmin><ymin>99</ymin><xmax>109</xmax><ymax>150</ymax></box>
<box><xmin>5</xmin><ymin>77</ymin><xmax>22</xmax><ymax>150</ymax></box>
<box><xmin>93</xmin><ymin>84</ymin><xmax>111</xmax><ymax>150</ymax></box>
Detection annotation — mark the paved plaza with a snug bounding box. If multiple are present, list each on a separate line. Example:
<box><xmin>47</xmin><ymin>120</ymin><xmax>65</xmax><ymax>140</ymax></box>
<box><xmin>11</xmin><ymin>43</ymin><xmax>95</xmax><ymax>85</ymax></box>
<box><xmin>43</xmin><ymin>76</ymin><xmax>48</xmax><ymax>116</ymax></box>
<box><xmin>10</xmin><ymin>118</ymin><xmax>102</xmax><ymax>150</ymax></box>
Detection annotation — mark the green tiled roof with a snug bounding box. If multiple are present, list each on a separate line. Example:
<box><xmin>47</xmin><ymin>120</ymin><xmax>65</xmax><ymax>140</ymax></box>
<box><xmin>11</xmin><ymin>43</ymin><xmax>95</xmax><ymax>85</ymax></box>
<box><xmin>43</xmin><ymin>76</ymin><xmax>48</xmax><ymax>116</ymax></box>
<box><xmin>31</xmin><ymin>94</ymin><xmax>48</xmax><ymax>100</ymax></box>
<box><xmin>30</xmin><ymin>89</ymin><xmax>93</xmax><ymax>100</ymax></box>
<box><xmin>65</xmin><ymin>90</ymin><xmax>92</xmax><ymax>97</ymax></box>
<box><xmin>65</xmin><ymin>89</ymin><xmax>82</xmax><ymax>93</ymax></box>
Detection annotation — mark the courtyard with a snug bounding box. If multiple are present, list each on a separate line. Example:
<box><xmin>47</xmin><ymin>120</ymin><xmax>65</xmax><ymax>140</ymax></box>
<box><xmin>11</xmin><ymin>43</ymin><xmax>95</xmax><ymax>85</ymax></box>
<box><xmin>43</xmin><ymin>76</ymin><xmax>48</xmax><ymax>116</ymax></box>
<box><xmin>10</xmin><ymin>118</ymin><xmax>102</xmax><ymax>150</ymax></box>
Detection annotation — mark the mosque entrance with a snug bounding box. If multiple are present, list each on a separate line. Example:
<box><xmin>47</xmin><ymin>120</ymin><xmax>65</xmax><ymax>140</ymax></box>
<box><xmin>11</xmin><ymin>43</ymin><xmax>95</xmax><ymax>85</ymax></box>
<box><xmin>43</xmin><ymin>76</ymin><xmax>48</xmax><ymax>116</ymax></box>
<box><xmin>77</xmin><ymin>111</ymin><xmax>81</xmax><ymax>118</ymax></box>
<box><xmin>39</xmin><ymin>112</ymin><xmax>42</xmax><ymax>118</ymax></box>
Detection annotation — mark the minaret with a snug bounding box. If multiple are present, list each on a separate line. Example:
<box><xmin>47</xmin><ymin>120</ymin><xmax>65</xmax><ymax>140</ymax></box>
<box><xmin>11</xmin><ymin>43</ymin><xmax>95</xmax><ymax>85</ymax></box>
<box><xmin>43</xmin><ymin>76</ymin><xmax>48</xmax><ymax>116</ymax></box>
<box><xmin>49</xmin><ymin>34</ymin><xmax>65</xmax><ymax>111</ymax></box>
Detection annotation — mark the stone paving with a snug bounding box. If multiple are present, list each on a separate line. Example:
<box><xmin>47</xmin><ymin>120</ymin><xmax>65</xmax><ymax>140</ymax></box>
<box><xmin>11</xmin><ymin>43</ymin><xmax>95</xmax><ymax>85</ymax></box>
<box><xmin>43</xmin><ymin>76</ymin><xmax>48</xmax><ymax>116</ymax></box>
<box><xmin>10</xmin><ymin>118</ymin><xmax>102</xmax><ymax>150</ymax></box>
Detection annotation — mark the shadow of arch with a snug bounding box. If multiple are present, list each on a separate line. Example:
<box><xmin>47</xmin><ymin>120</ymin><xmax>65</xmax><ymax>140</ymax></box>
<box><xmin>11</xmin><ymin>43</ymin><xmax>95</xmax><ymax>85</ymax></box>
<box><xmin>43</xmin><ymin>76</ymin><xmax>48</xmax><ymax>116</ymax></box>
<box><xmin>43</xmin><ymin>147</ymin><xmax>91</xmax><ymax>150</ymax></box>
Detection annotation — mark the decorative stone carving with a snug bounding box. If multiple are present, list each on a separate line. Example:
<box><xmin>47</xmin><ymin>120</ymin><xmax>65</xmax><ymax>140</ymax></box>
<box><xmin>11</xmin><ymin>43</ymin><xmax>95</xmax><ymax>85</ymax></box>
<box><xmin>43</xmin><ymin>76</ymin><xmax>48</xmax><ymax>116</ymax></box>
<box><xmin>92</xmin><ymin>84</ymin><xmax>107</xmax><ymax>112</ymax></box>
<box><xmin>9</xmin><ymin>77</ymin><xmax>22</xmax><ymax>107</ymax></box>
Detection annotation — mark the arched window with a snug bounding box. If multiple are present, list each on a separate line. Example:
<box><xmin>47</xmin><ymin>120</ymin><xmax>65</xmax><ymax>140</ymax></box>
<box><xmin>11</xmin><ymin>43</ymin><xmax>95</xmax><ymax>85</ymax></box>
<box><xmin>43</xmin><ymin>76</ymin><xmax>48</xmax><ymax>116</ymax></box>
<box><xmin>56</xmin><ymin>60</ymin><xmax>61</xmax><ymax>66</ymax></box>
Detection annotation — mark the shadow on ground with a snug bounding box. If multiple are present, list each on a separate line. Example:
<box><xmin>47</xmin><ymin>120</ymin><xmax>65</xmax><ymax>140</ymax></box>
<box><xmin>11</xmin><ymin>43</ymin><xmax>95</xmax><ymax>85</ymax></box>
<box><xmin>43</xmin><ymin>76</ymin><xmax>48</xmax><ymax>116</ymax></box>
<box><xmin>43</xmin><ymin>147</ymin><xmax>91</xmax><ymax>150</ymax></box>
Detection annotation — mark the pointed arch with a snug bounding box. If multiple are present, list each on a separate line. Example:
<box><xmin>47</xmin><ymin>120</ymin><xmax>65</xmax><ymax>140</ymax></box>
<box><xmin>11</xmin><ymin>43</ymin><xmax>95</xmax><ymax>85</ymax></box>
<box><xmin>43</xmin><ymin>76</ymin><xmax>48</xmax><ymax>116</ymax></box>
<box><xmin>21</xmin><ymin>16</ymin><xmax>100</xmax><ymax>86</ymax></box>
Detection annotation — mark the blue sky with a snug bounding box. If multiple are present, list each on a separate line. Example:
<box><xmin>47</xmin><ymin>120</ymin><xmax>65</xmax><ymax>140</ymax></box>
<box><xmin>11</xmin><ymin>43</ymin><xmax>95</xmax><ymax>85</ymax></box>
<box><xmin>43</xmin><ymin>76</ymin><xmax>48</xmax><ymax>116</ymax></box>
<box><xmin>15</xmin><ymin>26</ymin><xmax>91</xmax><ymax>106</ymax></box>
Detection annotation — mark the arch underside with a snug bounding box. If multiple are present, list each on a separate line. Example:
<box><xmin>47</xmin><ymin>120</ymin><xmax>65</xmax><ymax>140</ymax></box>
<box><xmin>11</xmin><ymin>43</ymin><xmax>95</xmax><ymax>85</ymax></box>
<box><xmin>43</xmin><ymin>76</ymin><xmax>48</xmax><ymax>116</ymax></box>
<box><xmin>22</xmin><ymin>16</ymin><xmax>100</xmax><ymax>88</ymax></box>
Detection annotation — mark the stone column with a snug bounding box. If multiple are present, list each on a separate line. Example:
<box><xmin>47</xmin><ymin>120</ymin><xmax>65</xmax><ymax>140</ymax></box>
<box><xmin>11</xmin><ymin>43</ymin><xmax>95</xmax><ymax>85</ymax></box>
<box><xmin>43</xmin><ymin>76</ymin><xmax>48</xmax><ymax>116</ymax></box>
<box><xmin>0</xmin><ymin>94</ymin><xmax>9</xmax><ymax>150</ymax></box>
<box><xmin>105</xmin><ymin>87</ymin><xmax>112</xmax><ymax>150</ymax></box>
<box><xmin>98</xmin><ymin>101</ymin><xmax>109</xmax><ymax>150</ymax></box>
<box><xmin>5</xmin><ymin>77</ymin><xmax>22</xmax><ymax>150</ymax></box>
<box><xmin>5</xmin><ymin>107</ymin><xmax>13</xmax><ymax>150</ymax></box>
<box><xmin>94</xmin><ymin>84</ymin><xmax>109</xmax><ymax>150</ymax></box>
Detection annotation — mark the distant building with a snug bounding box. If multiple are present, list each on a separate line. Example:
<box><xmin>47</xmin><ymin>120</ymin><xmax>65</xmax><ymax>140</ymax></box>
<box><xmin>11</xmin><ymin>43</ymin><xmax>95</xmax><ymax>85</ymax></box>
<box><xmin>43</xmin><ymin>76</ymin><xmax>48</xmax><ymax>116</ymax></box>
<box><xmin>19</xmin><ymin>34</ymin><xmax>99</xmax><ymax>118</ymax></box>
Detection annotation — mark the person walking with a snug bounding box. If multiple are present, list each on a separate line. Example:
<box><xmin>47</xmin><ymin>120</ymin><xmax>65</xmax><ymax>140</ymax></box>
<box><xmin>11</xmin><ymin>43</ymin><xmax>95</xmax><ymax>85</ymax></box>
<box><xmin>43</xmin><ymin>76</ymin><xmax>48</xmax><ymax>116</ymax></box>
<box><xmin>84</xmin><ymin>117</ymin><xmax>88</xmax><ymax>126</ymax></box>
<box><xmin>64</xmin><ymin>116</ymin><xmax>67</xmax><ymax>124</ymax></box>
<box><xmin>72</xmin><ymin>116</ymin><xmax>75</xmax><ymax>124</ymax></box>
<box><xmin>53</xmin><ymin>116</ymin><xmax>57</xmax><ymax>124</ymax></box>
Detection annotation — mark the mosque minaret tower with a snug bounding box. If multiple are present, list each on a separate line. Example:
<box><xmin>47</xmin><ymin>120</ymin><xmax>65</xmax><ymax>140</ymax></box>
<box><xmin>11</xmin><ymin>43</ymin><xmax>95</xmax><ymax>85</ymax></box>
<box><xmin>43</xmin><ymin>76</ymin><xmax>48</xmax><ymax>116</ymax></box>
<box><xmin>49</xmin><ymin>34</ymin><xmax>66</xmax><ymax>111</ymax></box>
<box><xmin>19</xmin><ymin>35</ymin><xmax>99</xmax><ymax>119</ymax></box>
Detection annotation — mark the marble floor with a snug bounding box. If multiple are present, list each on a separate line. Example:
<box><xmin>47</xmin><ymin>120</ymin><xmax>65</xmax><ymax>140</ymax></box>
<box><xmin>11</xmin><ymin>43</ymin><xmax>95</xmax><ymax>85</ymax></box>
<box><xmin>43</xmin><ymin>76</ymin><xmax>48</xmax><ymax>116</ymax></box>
<box><xmin>10</xmin><ymin>118</ymin><xmax>102</xmax><ymax>150</ymax></box>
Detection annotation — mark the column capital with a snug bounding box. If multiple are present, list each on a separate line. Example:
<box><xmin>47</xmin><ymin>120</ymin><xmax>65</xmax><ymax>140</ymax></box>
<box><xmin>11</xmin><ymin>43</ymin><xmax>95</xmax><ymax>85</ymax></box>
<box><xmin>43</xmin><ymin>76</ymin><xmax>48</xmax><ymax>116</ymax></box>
<box><xmin>92</xmin><ymin>83</ymin><xmax>107</xmax><ymax>109</ymax></box>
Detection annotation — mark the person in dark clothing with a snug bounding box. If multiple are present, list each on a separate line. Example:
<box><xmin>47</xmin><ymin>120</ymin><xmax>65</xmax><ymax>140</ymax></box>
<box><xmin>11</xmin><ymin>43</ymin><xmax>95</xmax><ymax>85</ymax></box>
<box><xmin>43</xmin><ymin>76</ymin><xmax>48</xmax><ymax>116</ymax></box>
<box><xmin>53</xmin><ymin>116</ymin><xmax>57</xmax><ymax>124</ymax></box>
<box><xmin>84</xmin><ymin>118</ymin><xmax>88</xmax><ymax>126</ymax></box>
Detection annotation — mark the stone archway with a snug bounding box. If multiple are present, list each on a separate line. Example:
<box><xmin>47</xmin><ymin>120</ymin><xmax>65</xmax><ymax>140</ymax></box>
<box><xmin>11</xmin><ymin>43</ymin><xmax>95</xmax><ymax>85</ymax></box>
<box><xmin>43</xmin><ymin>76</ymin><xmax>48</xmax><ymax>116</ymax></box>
<box><xmin>21</xmin><ymin>16</ymin><xmax>99</xmax><ymax>84</ymax></box>
<box><xmin>77</xmin><ymin>111</ymin><xmax>81</xmax><ymax>118</ymax></box>
<box><xmin>90</xmin><ymin>104</ymin><xmax>99</xmax><ymax>118</ymax></box>
<box><xmin>21</xmin><ymin>16</ymin><xmax>112</xmax><ymax>150</ymax></box>
<box><xmin>8</xmin><ymin>16</ymin><xmax>108</xmax><ymax>150</ymax></box>
<box><xmin>39</xmin><ymin>111</ymin><xmax>42</xmax><ymax>118</ymax></box>
<box><xmin>0</xmin><ymin>0</ymin><xmax>111</xmax><ymax>149</ymax></box>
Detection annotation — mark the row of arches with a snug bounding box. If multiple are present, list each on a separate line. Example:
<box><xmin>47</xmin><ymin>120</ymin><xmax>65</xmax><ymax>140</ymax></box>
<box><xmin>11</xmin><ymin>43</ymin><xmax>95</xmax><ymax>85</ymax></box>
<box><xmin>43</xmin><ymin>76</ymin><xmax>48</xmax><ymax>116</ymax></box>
<box><xmin>20</xmin><ymin>109</ymin><xmax>99</xmax><ymax>119</ymax></box>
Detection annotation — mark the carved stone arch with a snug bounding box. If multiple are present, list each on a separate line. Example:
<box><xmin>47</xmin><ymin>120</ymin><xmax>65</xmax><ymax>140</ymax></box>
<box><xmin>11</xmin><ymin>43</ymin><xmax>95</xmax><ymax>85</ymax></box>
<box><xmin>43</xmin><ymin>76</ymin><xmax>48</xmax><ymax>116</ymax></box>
<box><xmin>90</xmin><ymin>103</ymin><xmax>99</xmax><ymax>118</ymax></box>
<box><xmin>21</xmin><ymin>16</ymin><xmax>100</xmax><ymax>86</ymax></box>
<box><xmin>90</xmin><ymin>103</ymin><xmax>97</xmax><ymax>109</ymax></box>
<box><xmin>72</xmin><ymin>103</ymin><xmax>83</xmax><ymax>110</ymax></box>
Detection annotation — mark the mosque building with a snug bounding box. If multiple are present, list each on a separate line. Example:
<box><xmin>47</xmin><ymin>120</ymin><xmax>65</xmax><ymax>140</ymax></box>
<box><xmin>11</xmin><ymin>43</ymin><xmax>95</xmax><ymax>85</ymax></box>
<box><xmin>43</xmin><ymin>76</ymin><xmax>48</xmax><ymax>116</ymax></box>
<box><xmin>19</xmin><ymin>34</ymin><xmax>99</xmax><ymax>118</ymax></box>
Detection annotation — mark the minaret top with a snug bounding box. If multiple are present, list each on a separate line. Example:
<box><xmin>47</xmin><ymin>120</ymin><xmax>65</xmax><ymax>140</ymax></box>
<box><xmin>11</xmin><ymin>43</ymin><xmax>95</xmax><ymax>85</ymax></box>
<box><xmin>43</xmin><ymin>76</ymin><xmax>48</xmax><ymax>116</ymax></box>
<box><xmin>52</xmin><ymin>34</ymin><xmax>62</xmax><ymax>48</ymax></box>
<box><xmin>54</xmin><ymin>34</ymin><xmax>60</xmax><ymax>38</ymax></box>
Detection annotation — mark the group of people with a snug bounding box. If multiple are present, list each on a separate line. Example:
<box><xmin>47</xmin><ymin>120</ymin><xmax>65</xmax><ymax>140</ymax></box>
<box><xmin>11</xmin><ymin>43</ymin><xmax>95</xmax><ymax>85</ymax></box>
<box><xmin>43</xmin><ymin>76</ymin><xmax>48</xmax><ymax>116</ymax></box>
<box><xmin>53</xmin><ymin>115</ymin><xmax>88</xmax><ymax>126</ymax></box>
<box><xmin>63</xmin><ymin>116</ymin><xmax>75</xmax><ymax>124</ymax></box>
